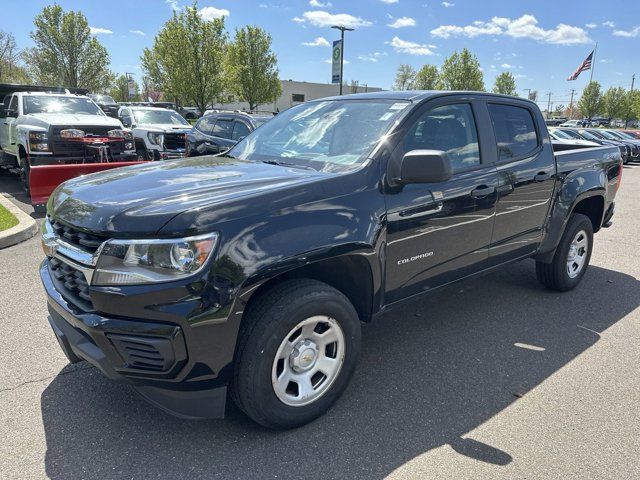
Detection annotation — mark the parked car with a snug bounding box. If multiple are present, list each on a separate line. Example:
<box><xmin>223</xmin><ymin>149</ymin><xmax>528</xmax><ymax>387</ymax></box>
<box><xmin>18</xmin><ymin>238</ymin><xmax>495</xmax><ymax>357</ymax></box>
<box><xmin>118</xmin><ymin>106</ymin><xmax>191</xmax><ymax>160</ymax></box>
<box><xmin>186</xmin><ymin>112</ymin><xmax>272</xmax><ymax>156</ymax></box>
<box><xmin>564</xmin><ymin>128</ymin><xmax>632</xmax><ymax>164</ymax></box>
<box><xmin>585</xmin><ymin>128</ymin><xmax>638</xmax><ymax>162</ymax></box>
<box><xmin>559</xmin><ymin>119</ymin><xmax>586</xmax><ymax>128</ymax></box>
<box><xmin>589</xmin><ymin>117</ymin><xmax>610</xmax><ymax>127</ymax></box>
<box><xmin>87</xmin><ymin>93</ymin><xmax>120</xmax><ymax>118</ymax></box>
<box><xmin>0</xmin><ymin>86</ymin><xmax>138</xmax><ymax>205</ymax></box>
<box><xmin>180</xmin><ymin>107</ymin><xmax>201</xmax><ymax>120</ymax></box>
<box><xmin>623</xmin><ymin>130</ymin><xmax>640</xmax><ymax>139</ymax></box>
<box><xmin>40</xmin><ymin>91</ymin><xmax>622</xmax><ymax>429</ymax></box>
<box><xmin>548</xmin><ymin>128</ymin><xmax>600</xmax><ymax>147</ymax></box>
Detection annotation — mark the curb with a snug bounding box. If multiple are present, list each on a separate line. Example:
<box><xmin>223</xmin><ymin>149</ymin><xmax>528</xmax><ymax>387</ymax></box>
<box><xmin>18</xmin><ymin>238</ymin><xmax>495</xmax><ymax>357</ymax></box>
<box><xmin>0</xmin><ymin>194</ymin><xmax>38</xmax><ymax>249</ymax></box>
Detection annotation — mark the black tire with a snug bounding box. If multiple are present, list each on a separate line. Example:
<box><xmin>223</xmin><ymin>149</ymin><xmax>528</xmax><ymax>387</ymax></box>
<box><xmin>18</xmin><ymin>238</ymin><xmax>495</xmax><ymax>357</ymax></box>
<box><xmin>230</xmin><ymin>279</ymin><xmax>361</xmax><ymax>429</ymax></box>
<box><xmin>20</xmin><ymin>161</ymin><xmax>30</xmax><ymax>194</ymax></box>
<box><xmin>136</xmin><ymin>146</ymin><xmax>148</xmax><ymax>161</ymax></box>
<box><xmin>536</xmin><ymin>213</ymin><xmax>593</xmax><ymax>291</ymax></box>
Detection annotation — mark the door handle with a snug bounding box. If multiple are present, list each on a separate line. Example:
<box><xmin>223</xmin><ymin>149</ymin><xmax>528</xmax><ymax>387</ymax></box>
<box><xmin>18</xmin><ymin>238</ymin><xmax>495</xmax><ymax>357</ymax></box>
<box><xmin>534</xmin><ymin>171</ymin><xmax>551</xmax><ymax>182</ymax></box>
<box><xmin>470</xmin><ymin>185</ymin><xmax>496</xmax><ymax>198</ymax></box>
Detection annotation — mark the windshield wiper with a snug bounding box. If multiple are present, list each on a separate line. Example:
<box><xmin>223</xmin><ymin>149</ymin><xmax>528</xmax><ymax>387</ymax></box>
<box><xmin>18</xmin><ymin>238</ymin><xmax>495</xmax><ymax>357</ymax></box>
<box><xmin>261</xmin><ymin>159</ymin><xmax>316</xmax><ymax>171</ymax></box>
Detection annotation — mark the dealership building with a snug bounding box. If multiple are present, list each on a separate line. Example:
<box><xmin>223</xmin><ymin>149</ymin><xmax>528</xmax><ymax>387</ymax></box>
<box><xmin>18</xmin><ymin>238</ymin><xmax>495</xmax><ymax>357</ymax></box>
<box><xmin>210</xmin><ymin>79</ymin><xmax>384</xmax><ymax>113</ymax></box>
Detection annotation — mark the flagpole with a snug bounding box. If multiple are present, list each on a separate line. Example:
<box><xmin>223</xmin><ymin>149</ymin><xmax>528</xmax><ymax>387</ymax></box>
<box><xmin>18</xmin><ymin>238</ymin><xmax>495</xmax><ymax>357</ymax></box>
<box><xmin>590</xmin><ymin>42</ymin><xmax>597</xmax><ymax>83</ymax></box>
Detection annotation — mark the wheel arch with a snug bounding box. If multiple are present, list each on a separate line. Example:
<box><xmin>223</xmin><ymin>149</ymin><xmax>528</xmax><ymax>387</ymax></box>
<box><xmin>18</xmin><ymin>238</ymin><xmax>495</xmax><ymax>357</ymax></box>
<box><xmin>241</xmin><ymin>254</ymin><xmax>376</xmax><ymax>324</ymax></box>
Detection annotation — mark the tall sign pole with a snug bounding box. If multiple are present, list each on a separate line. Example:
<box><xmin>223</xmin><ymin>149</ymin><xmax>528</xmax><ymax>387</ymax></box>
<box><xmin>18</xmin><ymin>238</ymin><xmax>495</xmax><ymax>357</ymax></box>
<box><xmin>331</xmin><ymin>25</ymin><xmax>354</xmax><ymax>95</ymax></box>
<box><xmin>625</xmin><ymin>73</ymin><xmax>635</xmax><ymax>128</ymax></box>
<box><xmin>589</xmin><ymin>42</ymin><xmax>597</xmax><ymax>83</ymax></box>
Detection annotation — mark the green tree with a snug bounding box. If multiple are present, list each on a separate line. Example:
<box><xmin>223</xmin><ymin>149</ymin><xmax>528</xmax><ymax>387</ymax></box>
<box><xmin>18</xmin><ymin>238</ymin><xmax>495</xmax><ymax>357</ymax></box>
<box><xmin>492</xmin><ymin>71</ymin><xmax>517</xmax><ymax>96</ymax></box>
<box><xmin>626</xmin><ymin>89</ymin><xmax>640</xmax><ymax>125</ymax></box>
<box><xmin>226</xmin><ymin>25</ymin><xmax>281</xmax><ymax>111</ymax></box>
<box><xmin>108</xmin><ymin>75</ymin><xmax>140</xmax><ymax>102</ymax></box>
<box><xmin>440</xmin><ymin>48</ymin><xmax>484</xmax><ymax>91</ymax></box>
<box><xmin>142</xmin><ymin>3</ymin><xmax>228</xmax><ymax>113</ymax></box>
<box><xmin>602</xmin><ymin>86</ymin><xmax>628</xmax><ymax>120</ymax></box>
<box><xmin>26</xmin><ymin>5</ymin><xmax>113</xmax><ymax>91</ymax></box>
<box><xmin>578</xmin><ymin>81</ymin><xmax>603</xmax><ymax>120</ymax></box>
<box><xmin>393</xmin><ymin>64</ymin><xmax>416</xmax><ymax>90</ymax></box>
<box><xmin>0</xmin><ymin>30</ymin><xmax>30</xmax><ymax>83</ymax></box>
<box><xmin>413</xmin><ymin>64</ymin><xmax>441</xmax><ymax>90</ymax></box>
<box><xmin>554</xmin><ymin>104</ymin><xmax>565</xmax><ymax>117</ymax></box>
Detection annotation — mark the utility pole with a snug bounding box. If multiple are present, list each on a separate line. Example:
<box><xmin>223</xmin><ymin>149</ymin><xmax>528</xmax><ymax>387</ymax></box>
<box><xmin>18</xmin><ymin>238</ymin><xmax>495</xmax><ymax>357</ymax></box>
<box><xmin>569</xmin><ymin>88</ymin><xmax>576</xmax><ymax>119</ymax></box>
<box><xmin>625</xmin><ymin>73</ymin><xmax>635</xmax><ymax>128</ymax></box>
<box><xmin>331</xmin><ymin>25</ymin><xmax>354</xmax><ymax>95</ymax></box>
<box><xmin>523</xmin><ymin>88</ymin><xmax>531</xmax><ymax>100</ymax></box>
<box><xmin>546</xmin><ymin>92</ymin><xmax>552</xmax><ymax>119</ymax></box>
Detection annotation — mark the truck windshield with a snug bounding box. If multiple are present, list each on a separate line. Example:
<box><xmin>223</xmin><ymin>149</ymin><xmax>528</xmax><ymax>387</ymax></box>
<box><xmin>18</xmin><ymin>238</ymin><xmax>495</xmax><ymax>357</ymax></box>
<box><xmin>90</xmin><ymin>94</ymin><xmax>117</xmax><ymax>105</ymax></box>
<box><xmin>550</xmin><ymin>129</ymin><xmax>572</xmax><ymax>140</ymax></box>
<box><xmin>227</xmin><ymin>99</ymin><xmax>410</xmax><ymax>171</ymax></box>
<box><xmin>132</xmin><ymin>109</ymin><xmax>189</xmax><ymax>126</ymax></box>
<box><xmin>23</xmin><ymin>96</ymin><xmax>104</xmax><ymax>115</ymax></box>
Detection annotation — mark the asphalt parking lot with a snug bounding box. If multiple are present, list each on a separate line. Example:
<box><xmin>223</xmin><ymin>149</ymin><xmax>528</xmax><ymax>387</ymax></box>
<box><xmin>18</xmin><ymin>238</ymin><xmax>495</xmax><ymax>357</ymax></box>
<box><xmin>1</xmin><ymin>166</ymin><xmax>639</xmax><ymax>480</ymax></box>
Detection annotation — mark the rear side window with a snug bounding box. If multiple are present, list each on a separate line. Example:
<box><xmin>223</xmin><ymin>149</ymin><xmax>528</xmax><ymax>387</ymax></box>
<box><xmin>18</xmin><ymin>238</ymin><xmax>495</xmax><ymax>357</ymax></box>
<box><xmin>232</xmin><ymin>121</ymin><xmax>251</xmax><ymax>141</ymax></box>
<box><xmin>212</xmin><ymin>119</ymin><xmax>233</xmax><ymax>139</ymax></box>
<box><xmin>488</xmin><ymin>104</ymin><xmax>539</xmax><ymax>160</ymax></box>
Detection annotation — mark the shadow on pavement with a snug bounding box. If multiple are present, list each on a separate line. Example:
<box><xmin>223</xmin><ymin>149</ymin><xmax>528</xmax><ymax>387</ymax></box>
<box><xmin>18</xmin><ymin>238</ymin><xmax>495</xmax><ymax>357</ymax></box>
<box><xmin>40</xmin><ymin>262</ymin><xmax>640</xmax><ymax>479</ymax></box>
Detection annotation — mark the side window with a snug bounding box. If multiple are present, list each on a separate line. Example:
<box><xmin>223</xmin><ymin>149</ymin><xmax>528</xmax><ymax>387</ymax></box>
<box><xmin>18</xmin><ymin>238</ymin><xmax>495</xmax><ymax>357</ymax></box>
<box><xmin>232</xmin><ymin>121</ymin><xmax>251</xmax><ymax>141</ymax></box>
<box><xmin>196</xmin><ymin>117</ymin><xmax>215</xmax><ymax>135</ymax></box>
<box><xmin>0</xmin><ymin>96</ymin><xmax>9</xmax><ymax>118</ymax></box>
<box><xmin>9</xmin><ymin>95</ymin><xmax>18</xmax><ymax>114</ymax></box>
<box><xmin>211</xmin><ymin>119</ymin><xmax>233</xmax><ymax>139</ymax></box>
<box><xmin>400</xmin><ymin>103</ymin><xmax>480</xmax><ymax>171</ymax></box>
<box><xmin>488</xmin><ymin>104</ymin><xmax>539</xmax><ymax>160</ymax></box>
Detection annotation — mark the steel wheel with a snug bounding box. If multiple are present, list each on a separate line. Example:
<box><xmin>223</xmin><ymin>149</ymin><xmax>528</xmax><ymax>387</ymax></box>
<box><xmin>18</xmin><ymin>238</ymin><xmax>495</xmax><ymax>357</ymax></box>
<box><xmin>566</xmin><ymin>229</ymin><xmax>588</xmax><ymax>278</ymax></box>
<box><xmin>271</xmin><ymin>315</ymin><xmax>345</xmax><ymax>407</ymax></box>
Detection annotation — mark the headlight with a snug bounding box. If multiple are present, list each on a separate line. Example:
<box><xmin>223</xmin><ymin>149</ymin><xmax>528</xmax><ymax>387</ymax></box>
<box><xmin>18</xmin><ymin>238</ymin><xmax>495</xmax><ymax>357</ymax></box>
<box><xmin>107</xmin><ymin>129</ymin><xmax>130</xmax><ymax>139</ymax></box>
<box><xmin>92</xmin><ymin>233</ymin><xmax>218</xmax><ymax>285</ymax></box>
<box><xmin>60</xmin><ymin>128</ymin><xmax>85</xmax><ymax>138</ymax></box>
<box><xmin>29</xmin><ymin>131</ymin><xmax>49</xmax><ymax>152</ymax></box>
<box><xmin>148</xmin><ymin>132</ymin><xmax>164</xmax><ymax>145</ymax></box>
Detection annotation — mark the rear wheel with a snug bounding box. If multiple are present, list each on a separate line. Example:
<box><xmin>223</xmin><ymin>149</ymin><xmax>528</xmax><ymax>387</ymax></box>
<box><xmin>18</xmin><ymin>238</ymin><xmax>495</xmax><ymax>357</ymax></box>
<box><xmin>536</xmin><ymin>213</ymin><xmax>593</xmax><ymax>291</ymax></box>
<box><xmin>136</xmin><ymin>145</ymin><xmax>148</xmax><ymax>161</ymax></box>
<box><xmin>19</xmin><ymin>152</ymin><xmax>30</xmax><ymax>194</ymax></box>
<box><xmin>231</xmin><ymin>279</ymin><xmax>361</xmax><ymax>429</ymax></box>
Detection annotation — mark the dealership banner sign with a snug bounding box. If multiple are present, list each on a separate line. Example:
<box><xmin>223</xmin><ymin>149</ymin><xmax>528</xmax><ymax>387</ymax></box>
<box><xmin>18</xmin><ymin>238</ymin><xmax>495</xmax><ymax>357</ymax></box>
<box><xmin>332</xmin><ymin>40</ymin><xmax>342</xmax><ymax>84</ymax></box>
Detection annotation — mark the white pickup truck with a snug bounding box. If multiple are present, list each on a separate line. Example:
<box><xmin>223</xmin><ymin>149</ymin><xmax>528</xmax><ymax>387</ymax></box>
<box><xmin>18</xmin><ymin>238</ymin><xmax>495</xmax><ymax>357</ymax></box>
<box><xmin>117</xmin><ymin>106</ymin><xmax>191</xmax><ymax>160</ymax></box>
<box><xmin>0</xmin><ymin>88</ymin><xmax>138</xmax><ymax>204</ymax></box>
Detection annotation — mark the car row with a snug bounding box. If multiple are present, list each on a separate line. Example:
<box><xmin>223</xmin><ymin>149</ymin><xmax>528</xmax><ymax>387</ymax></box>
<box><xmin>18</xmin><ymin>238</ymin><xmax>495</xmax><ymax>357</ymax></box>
<box><xmin>549</xmin><ymin>127</ymin><xmax>640</xmax><ymax>164</ymax></box>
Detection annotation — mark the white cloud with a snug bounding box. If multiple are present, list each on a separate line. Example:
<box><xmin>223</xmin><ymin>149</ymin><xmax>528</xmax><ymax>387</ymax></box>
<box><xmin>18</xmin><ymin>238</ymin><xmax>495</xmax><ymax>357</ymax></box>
<box><xmin>441</xmin><ymin>1</ymin><xmax>455</xmax><ymax>7</ymax></box>
<box><xmin>514</xmin><ymin>74</ymin><xmax>528</xmax><ymax>78</ymax></box>
<box><xmin>297</xmin><ymin>10</ymin><xmax>372</xmax><ymax>28</ymax></box>
<box><xmin>500</xmin><ymin>63</ymin><xmax>513</xmax><ymax>68</ymax></box>
<box><xmin>259</xmin><ymin>4</ymin><xmax>268</xmax><ymax>7</ymax></box>
<box><xmin>600</xmin><ymin>58</ymin><xmax>609</xmax><ymax>63</ymax></box>
<box><xmin>358</xmin><ymin>51</ymin><xmax>388</xmax><ymax>62</ymax></box>
<box><xmin>309</xmin><ymin>0</ymin><xmax>332</xmax><ymax>7</ymax></box>
<box><xmin>198</xmin><ymin>6</ymin><xmax>230</xmax><ymax>21</ymax></box>
<box><xmin>602</xmin><ymin>20</ymin><xmax>615</xmax><ymax>28</ymax></box>
<box><xmin>388</xmin><ymin>16</ymin><xmax>416</xmax><ymax>28</ymax></box>
<box><xmin>380</xmin><ymin>0</ymin><xmax>399</xmax><ymax>3</ymax></box>
<box><xmin>166</xmin><ymin>0</ymin><xmax>180</xmax><ymax>11</ymax></box>
<box><xmin>324</xmin><ymin>58</ymin><xmax>349</xmax><ymax>64</ymax></box>
<box><xmin>613</xmin><ymin>26</ymin><xmax>640</xmax><ymax>37</ymax></box>
<box><xmin>388</xmin><ymin>36</ymin><xmax>435</xmax><ymax>55</ymax></box>
<box><xmin>585</xmin><ymin>23</ymin><xmax>597</xmax><ymax>29</ymax></box>
<box><xmin>129</xmin><ymin>30</ymin><xmax>145</xmax><ymax>36</ymax></box>
<box><xmin>90</xmin><ymin>27</ymin><xmax>113</xmax><ymax>35</ymax></box>
<box><xmin>302</xmin><ymin>36</ymin><xmax>330</xmax><ymax>46</ymax></box>
<box><xmin>431</xmin><ymin>14</ymin><xmax>591</xmax><ymax>45</ymax></box>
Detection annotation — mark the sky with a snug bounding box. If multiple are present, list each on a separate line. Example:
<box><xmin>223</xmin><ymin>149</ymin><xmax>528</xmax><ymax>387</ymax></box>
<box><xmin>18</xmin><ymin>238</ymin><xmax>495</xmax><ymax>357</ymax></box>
<box><xmin>3</xmin><ymin>0</ymin><xmax>639</xmax><ymax>109</ymax></box>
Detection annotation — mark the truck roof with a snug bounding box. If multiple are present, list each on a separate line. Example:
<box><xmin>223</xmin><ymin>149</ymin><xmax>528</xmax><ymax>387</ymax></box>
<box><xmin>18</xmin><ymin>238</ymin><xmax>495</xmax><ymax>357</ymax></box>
<box><xmin>0</xmin><ymin>83</ymin><xmax>89</xmax><ymax>104</ymax></box>
<box><xmin>320</xmin><ymin>90</ymin><xmax>536</xmax><ymax>106</ymax></box>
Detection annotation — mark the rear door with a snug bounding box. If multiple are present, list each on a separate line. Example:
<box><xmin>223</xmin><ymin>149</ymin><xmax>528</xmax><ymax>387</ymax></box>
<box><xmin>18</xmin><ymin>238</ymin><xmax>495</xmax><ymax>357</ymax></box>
<box><xmin>384</xmin><ymin>97</ymin><xmax>499</xmax><ymax>304</ymax></box>
<box><xmin>484</xmin><ymin>101</ymin><xmax>556</xmax><ymax>263</ymax></box>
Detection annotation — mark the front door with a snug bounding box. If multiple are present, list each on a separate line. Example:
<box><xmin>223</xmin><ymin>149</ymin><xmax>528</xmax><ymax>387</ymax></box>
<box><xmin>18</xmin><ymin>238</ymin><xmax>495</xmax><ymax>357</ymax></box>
<box><xmin>384</xmin><ymin>99</ymin><xmax>499</xmax><ymax>304</ymax></box>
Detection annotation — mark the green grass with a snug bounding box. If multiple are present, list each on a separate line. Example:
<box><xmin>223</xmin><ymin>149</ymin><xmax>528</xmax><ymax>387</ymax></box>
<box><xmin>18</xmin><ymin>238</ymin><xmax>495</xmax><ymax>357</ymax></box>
<box><xmin>0</xmin><ymin>204</ymin><xmax>19</xmax><ymax>232</ymax></box>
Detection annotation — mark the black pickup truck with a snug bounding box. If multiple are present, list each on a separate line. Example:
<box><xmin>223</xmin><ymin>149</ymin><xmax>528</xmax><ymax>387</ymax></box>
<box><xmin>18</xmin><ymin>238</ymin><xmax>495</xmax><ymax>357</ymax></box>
<box><xmin>40</xmin><ymin>92</ymin><xmax>622</xmax><ymax>429</ymax></box>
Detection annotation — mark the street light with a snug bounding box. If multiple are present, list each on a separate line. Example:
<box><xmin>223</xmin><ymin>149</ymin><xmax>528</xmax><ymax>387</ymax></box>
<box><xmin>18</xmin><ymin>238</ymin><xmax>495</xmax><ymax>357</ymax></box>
<box><xmin>331</xmin><ymin>25</ymin><xmax>354</xmax><ymax>95</ymax></box>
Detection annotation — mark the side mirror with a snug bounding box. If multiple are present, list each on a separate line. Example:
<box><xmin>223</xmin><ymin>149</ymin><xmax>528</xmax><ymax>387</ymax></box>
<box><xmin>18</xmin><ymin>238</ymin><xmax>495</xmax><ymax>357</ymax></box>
<box><xmin>7</xmin><ymin>109</ymin><xmax>18</xmax><ymax>118</ymax></box>
<box><xmin>397</xmin><ymin>150</ymin><xmax>452</xmax><ymax>184</ymax></box>
<box><xmin>122</xmin><ymin>118</ymin><xmax>131</xmax><ymax>128</ymax></box>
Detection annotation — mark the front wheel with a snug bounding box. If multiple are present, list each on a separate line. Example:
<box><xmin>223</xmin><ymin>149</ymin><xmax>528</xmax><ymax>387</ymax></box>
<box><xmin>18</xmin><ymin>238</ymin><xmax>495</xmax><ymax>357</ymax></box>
<box><xmin>231</xmin><ymin>279</ymin><xmax>361</xmax><ymax>429</ymax></box>
<box><xmin>536</xmin><ymin>213</ymin><xmax>594</xmax><ymax>291</ymax></box>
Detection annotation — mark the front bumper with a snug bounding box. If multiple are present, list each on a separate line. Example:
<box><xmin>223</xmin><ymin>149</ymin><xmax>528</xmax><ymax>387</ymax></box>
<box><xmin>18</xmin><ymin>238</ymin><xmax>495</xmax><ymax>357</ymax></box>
<box><xmin>41</xmin><ymin>261</ymin><xmax>228</xmax><ymax>419</ymax></box>
<box><xmin>29</xmin><ymin>152</ymin><xmax>137</xmax><ymax>166</ymax></box>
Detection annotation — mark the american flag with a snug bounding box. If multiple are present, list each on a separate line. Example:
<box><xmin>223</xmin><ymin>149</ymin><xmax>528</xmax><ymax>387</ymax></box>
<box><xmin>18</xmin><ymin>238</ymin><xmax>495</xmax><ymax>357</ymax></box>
<box><xmin>567</xmin><ymin>51</ymin><xmax>594</xmax><ymax>81</ymax></box>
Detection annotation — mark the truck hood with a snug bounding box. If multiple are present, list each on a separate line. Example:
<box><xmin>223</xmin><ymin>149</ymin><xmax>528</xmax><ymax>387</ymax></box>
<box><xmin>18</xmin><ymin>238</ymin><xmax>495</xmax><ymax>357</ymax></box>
<box><xmin>49</xmin><ymin>156</ymin><xmax>327</xmax><ymax>236</ymax></box>
<box><xmin>24</xmin><ymin>113</ymin><xmax>122</xmax><ymax>127</ymax></box>
<box><xmin>137</xmin><ymin>124</ymin><xmax>191</xmax><ymax>133</ymax></box>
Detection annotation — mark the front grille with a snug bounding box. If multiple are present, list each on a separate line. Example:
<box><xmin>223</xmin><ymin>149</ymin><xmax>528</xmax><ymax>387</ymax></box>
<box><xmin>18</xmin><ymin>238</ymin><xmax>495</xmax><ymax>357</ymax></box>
<box><xmin>49</xmin><ymin>256</ymin><xmax>93</xmax><ymax>308</ymax></box>
<box><xmin>164</xmin><ymin>132</ymin><xmax>186</xmax><ymax>151</ymax></box>
<box><xmin>49</xmin><ymin>217</ymin><xmax>106</xmax><ymax>254</ymax></box>
<box><xmin>51</xmin><ymin>126</ymin><xmax>113</xmax><ymax>137</ymax></box>
<box><xmin>50</xmin><ymin>126</ymin><xmax>126</xmax><ymax>157</ymax></box>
